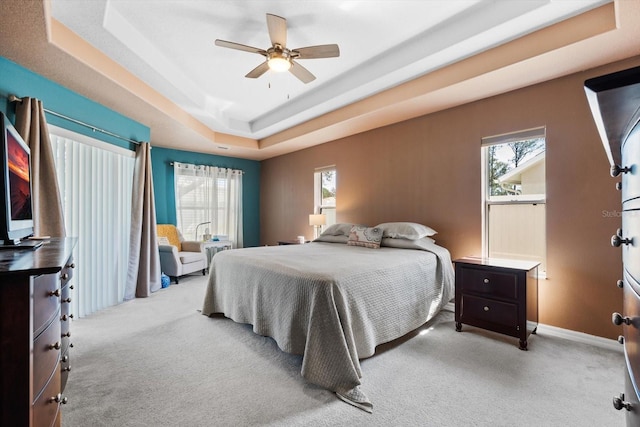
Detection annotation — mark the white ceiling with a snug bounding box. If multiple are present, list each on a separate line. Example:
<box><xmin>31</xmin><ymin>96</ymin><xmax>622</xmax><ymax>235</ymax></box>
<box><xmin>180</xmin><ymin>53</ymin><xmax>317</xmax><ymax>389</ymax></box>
<box><xmin>3</xmin><ymin>1</ymin><xmax>640</xmax><ymax>160</ymax></box>
<box><xmin>50</xmin><ymin>0</ymin><xmax>609</xmax><ymax>139</ymax></box>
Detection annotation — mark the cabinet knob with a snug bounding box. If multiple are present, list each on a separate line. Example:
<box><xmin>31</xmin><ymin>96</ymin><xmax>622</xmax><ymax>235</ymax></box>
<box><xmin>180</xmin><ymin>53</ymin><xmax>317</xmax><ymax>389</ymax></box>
<box><xmin>67</xmin><ymin>262</ymin><xmax>75</xmax><ymax>269</ymax></box>
<box><xmin>49</xmin><ymin>341</ymin><xmax>61</xmax><ymax>350</ymax></box>
<box><xmin>617</xmin><ymin>335</ymin><xmax>624</xmax><ymax>344</ymax></box>
<box><xmin>62</xmin><ymin>297</ymin><xmax>72</xmax><ymax>303</ymax></box>
<box><xmin>62</xmin><ymin>355</ymin><xmax>69</xmax><ymax>363</ymax></box>
<box><xmin>62</xmin><ymin>365</ymin><xmax>71</xmax><ymax>372</ymax></box>
<box><xmin>483</xmin><ymin>306</ymin><xmax>490</xmax><ymax>312</ymax></box>
<box><xmin>617</xmin><ymin>280</ymin><xmax>624</xmax><ymax>289</ymax></box>
<box><xmin>48</xmin><ymin>288</ymin><xmax>61</xmax><ymax>297</ymax></box>
<box><xmin>50</xmin><ymin>393</ymin><xmax>68</xmax><ymax>404</ymax></box>
<box><xmin>612</xmin><ymin>312</ymin><xmax>632</xmax><ymax>326</ymax></box>
<box><xmin>615</xmin><ymin>182</ymin><xmax>622</xmax><ymax>191</ymax></box>
<box><xmin>613</xmin><ymin>393</ymin><xmax>631</xmax><ymax>411</ymax></box>
<box><xmin>61</xmin><ymin>273</ymin><xmax>69</xmax><ymax>281</ymax></box>
<box><xmin>610</xmin><ymin>164</ymin><xmax>631</xmax><ymax>177</ymax></box>
<box><xmin>483</xmin><ymin>278</ymin><xmax>489</xmax><ymax>284</ymax></box>
<box><xmin>62</xmin><ymin>332</ymin><xmax>71</xmax><ymax>338</ymax></box>
<box><xmin>61</xmin><ymin>314</ymin><xmax>69</xmax><ymax>321</ymax></box>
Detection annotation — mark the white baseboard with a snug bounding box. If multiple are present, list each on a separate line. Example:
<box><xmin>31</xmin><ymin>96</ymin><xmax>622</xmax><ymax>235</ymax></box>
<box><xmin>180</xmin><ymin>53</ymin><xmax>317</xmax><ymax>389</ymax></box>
<box><xmin>442</xmin><ymin>302</ymin><xmax>622</xmax><ymax>353</ymax></box>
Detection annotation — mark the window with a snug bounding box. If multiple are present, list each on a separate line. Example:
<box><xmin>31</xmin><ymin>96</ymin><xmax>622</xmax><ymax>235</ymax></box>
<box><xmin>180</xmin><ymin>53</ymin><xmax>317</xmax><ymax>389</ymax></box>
<box><xmin>49</xmin><ymin>126</ymin><xmax>135</xmax><ymax>317</ymax></box>
<box><xmin>314</xmin><ymin>166</ymin><xmax>336</xmax><ymax>232</ymax></box>
<box><xmin>481</xmin><ymin>127</ymin><xmax>546</xmax><ymax>273</ymax></box>
<box><xmin>173</xmin><ymin>162</ymin><xmax>243</xmax><ymax>247</ymax></box>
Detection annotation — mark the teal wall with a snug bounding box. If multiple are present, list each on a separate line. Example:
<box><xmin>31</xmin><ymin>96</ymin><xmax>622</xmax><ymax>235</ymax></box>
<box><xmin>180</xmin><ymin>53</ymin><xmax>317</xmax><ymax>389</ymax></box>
<box><xmin>0</xmin><ymin>57</ymin><xmax>260</xmax><ymax>245</ymax></box>
<box><xmin>151</xmin><ymin>147</ymin><xmax>260</xmax><ymax>247</ymax></box>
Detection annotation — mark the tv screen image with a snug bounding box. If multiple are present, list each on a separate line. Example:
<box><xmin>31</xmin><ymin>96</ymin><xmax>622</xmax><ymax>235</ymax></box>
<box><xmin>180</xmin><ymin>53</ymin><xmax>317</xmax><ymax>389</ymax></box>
<box><xmin>7</xmin><ymin>130</ymin><xmax>32</xmax><ymax>221</ymax></box>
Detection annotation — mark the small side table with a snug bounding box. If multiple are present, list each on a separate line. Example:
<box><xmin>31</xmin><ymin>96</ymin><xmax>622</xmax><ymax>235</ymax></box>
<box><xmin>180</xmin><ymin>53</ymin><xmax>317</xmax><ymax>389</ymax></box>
<box><xmin>453</xmin><ymin>257</ymin><xmax>539</xmax><ymax>350</ymax></box>
<box><xmin>203</xmin><ymin>241</ymin><xmax>232</xmax><ymax>267</ymax></box>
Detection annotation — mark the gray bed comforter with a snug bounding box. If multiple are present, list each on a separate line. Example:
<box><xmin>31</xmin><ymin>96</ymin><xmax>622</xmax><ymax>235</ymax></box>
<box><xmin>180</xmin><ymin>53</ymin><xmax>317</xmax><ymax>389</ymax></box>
<box><xmin>201</xmin><ymin>239</ymin><xmax>455</xmax><ymax>412</ymax></box>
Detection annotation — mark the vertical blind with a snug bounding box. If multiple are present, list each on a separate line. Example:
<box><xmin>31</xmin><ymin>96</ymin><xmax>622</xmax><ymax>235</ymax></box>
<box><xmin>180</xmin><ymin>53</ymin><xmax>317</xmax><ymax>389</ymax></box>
<box><xmin>50</xmin><ymin>127</ymin><xmax>135</xmax><ymax>317</ymax></box>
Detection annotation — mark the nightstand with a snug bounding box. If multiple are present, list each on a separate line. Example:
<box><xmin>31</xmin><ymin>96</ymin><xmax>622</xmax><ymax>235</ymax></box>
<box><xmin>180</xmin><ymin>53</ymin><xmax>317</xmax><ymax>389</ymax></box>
<box><xmin>453</xmin><ymin>257</ymin><xmax>539</xmax><ymax>350</ymax></box>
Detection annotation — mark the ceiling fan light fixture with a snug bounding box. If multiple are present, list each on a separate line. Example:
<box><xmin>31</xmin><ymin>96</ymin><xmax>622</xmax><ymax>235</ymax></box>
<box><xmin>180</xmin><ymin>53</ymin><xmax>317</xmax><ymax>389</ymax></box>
<box><xmin>267</xmin><ymin>55</ymin><xmax>291</xmax><ymax>72</ymax></box>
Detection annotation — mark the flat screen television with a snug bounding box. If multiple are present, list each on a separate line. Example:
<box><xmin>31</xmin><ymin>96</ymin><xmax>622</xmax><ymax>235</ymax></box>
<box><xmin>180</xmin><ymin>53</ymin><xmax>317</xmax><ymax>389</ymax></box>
<box><xmin>0</xmin><ymin>111</ymin><xmax>41</xmax><ymax>249</ymax></box>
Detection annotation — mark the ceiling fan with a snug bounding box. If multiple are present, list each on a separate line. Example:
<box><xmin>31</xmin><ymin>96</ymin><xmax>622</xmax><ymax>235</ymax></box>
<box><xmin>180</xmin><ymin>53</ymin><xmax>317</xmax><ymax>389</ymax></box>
<box><xmin>214</xmin><ymin>13</ymin><xmax>340</xmax><ymax>84</ymax></box>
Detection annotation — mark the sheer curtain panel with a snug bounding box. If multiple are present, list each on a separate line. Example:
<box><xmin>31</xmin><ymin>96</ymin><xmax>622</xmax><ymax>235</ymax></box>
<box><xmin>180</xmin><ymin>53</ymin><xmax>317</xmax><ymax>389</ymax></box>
<box><xmin>174</xmin><ymin>162</ymin><xmax>243</xmax><ymax>247</ymax></box>
<box><xmin>50</xmin><ymin>128</ymin><xmax>135</xmax><ymax>317</ymax></box>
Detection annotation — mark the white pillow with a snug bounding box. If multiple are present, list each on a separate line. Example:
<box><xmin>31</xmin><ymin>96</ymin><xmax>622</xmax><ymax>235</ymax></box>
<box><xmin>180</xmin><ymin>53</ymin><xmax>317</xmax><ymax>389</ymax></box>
<box><xmin>319</xmin><ymin>223</ymin><xmax>355</xmax><ymax>236</ymax></box>
<box><xmin>375</xmin><ymin>222</ymin><xmax>437</xmax><ymax>240</ymax></box>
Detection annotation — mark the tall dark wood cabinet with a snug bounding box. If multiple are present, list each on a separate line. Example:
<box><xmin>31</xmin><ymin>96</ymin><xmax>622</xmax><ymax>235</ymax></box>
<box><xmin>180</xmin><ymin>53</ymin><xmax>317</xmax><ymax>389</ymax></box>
<box><xmin>0</xmin><ymin>238</ymin><xmax>77</xmax><ymax>426</ymax></box>
<box><xmin>585</xmin><ymin>65</ymin><xmax>640</xmax><ymax>425</ymax></box>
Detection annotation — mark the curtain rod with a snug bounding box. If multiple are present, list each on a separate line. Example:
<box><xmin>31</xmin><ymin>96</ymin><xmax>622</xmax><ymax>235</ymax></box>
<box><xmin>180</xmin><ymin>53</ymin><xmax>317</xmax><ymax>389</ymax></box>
<box><xmin>8</xmin><ymin>94</ymin><xmax>141</xmax><ymax>146</ymax></box>
<box><xmin>169</xmin><ymin>161</ymin><xmax>244</xmax><ymax>174</ymax></box>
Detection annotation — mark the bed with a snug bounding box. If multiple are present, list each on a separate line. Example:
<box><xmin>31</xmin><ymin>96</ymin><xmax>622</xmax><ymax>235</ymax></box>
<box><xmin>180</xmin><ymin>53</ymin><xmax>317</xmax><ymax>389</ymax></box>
<box><xmin>201</xmin><ymin>222</ymin><xmax>455</xmax><ymax>412</ymax></box>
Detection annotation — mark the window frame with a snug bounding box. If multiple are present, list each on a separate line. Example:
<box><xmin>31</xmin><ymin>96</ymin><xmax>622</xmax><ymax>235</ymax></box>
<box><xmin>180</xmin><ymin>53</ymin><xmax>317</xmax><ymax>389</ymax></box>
<box><xmin>314</xmin><ymin>166</ymin><xmax>336</xmax><ymax>231</ymax></box>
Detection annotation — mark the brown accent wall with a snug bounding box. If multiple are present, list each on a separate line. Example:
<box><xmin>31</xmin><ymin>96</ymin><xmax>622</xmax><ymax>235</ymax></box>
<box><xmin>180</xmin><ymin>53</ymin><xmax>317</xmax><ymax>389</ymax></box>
<box><xmin>260</xmin><ymin>56</ymin><xmax>640</xmax><ymax>339</ymax></box>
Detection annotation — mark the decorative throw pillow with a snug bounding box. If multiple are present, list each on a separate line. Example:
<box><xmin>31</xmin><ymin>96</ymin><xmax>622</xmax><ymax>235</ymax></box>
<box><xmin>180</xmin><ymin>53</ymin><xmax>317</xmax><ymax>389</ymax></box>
<box><xmin>157</xmin><ymin>224</ymin><xmax>182</xmax><ymax>250</ymax></box>
<box><xmin>157</xmin><ymin>236</ymin><xmax>171</xmax><ymax>246</ymax></box>
<box><xmin>375</xmin><ymin>222</ymin><xmax>437</xmax><ymax>240</ymax></box>
<box><xmin>347</xmin><ymin>225</ymin><xmax>383</xmax><ymax>249</ymax></box>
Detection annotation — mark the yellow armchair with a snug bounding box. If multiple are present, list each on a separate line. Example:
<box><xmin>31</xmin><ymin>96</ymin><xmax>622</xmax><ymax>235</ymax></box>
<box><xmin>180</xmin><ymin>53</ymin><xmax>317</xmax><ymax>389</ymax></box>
<box><xmin>156</xmin><ymin>224</ymin><xmax>207</xmax><ymax>284</ymax></box>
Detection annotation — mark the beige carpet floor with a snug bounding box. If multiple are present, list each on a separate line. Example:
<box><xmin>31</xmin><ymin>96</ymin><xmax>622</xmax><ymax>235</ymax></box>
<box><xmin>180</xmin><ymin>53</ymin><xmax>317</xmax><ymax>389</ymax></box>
<box><xmin>62</xmin><ymin>273</ymin><xmax>624</xmax><ymax>427</ymax></box>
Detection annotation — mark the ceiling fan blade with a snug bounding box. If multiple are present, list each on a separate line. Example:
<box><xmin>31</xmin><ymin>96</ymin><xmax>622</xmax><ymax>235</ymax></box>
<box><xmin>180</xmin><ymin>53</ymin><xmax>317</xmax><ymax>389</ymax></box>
<box><xmin>245</xmin><ymin>61</ymin><xmax>270</xmax><ymax>79</ymax></box>
<box><xmin>293</xmin><ymin>44</ymin><xmax>340</xmax><ymax>59</ymax></box>
<box><xmin>215</xmin><ymin>39</ymin><xmax>266</xmax><ymax>56</ymax></box>
<box><xmin>289</xmin><ymin>60</ymin><xmax>316</xmax><ymax>84</ymax></box>
<box><xmin>266</xmin><ymin>13</ymin><xmax>287</xmax><ymax>47</ymax></box>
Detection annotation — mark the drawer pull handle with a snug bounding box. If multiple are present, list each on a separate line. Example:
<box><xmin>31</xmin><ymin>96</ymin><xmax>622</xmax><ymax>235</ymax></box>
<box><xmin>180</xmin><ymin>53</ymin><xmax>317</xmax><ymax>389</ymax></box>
<box><xmin>613</xmin><ymin>393</ymin><xmax>631</xmax><ymax>411</ymax></box>
<box><xmin>616</xmin><ymin>280</ymin><xmax>624</xmax><ymax>289</ymax></box>
<box><xmin>48</xmin><ymin>288</ymin><xmax>61</xmax><ymax>297</ymax></box>
<box><xmin>610</xmin><ymin>164</ymin><xmax>631</xmax><ymax>177</ymax></box>
<box><xmin>611</xmin><ymin>229</ymin><xmax>632</xmax><ymax>247</ymax></box>
<box><xmin>612</xmin><ymin>312</ymin><xmax>631</xmax><ymax>326</ymax></box>
<box><xmin>483</xmin><ymin>278</ymin><xmax>489</xmax><ymax>284</ymax></box>
<box><xmin>617</xmin><ymin>335</ymin><xmax>624</xmax><ymax>344</ymax></box>
<box><xmin>49</xmin><ymin>341</ymin><xmax>61</xmax><ymax>350</ymax></box>
<box><xmin>483</xmin><ymin>306</ymin><xmax>490</xmax><ymax>312</ymax></box>
<box><xmin>615</xmin><ymin>182</ymin><xmax>622</xmax><ymax>191</ymax></box>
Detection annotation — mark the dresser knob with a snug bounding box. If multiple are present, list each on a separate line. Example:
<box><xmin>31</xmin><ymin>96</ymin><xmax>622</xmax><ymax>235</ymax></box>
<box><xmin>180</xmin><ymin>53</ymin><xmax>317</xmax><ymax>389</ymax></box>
<box><xmin>611</xmin><ymin>229</ymin><xmax>632</xmax><ymax>247</ymax></box>
<box><xmin>49</xmin><ymin>341</ymin><xmax>61</xmax><ymax>350</ymax></box>
<box><xmin>70</xmin><ymin>285</ymin><xmax>74</xmax><ymax>289</ymax></box>
<box><xmin>48</xmin><ymin>288</ymin><xmax>61</xmax><ymax>297</ymax></box>
<box><xmin>615</xmin><ymin>182</ymin><xmax>622</xmax><ymax>191</ymax></box>
<box><xmin>67</xmin><ymin>263</ymin><xmax>75</xmax><ymax>269</ymax></box>
<box><xmin>61</xmin><ymin>273</ymin><xmax>69</xmax><ymax>281</ymax></box>
<box><xmin>483</xmin><ymin>306</ymin><xmax>490</xmax><ymax>312</ymax></box>
<box><xmin>62</xmin><ymin>355</ymin><xmax>69</xmax><ymax>363</ymax></box>
<box><xmin>62</xmin><ymin>365</ymin><xmax>71</xmax><ymax>372</ymax></box>
<box><xmin>50</xmin><ymin>393</ymin><xmax>68</xmax><ymax>404</ymax></box>
<box><xmin>61</xmin><ymin>314</ymin><xmax>69</xmax><ymax>321</ymax></box>
<box><xmin>613</xmin><ymin>393</ymin><xmax>631</xmax><ymax>411</ymax></box>
<box><xmin>62</xmin><ymin>332</ymin><xmax>71</xmax><ymax>338</ymax></box>
<box><xmin>62</xmin><ymin>297</ymin><xmax>72</xmax><ymax>303</ymax></box>
<box><xmin>483</xmin><ymin>278</ymin><xmax>489</xmax><ymax>284</ymax></box>
<box><xmin>617</xmin><ymin>335</ymin><xmax>624</xmax><ymax>344</ymax></box>
<box><xmin>612</xmin><ymin>312</ymin><xmax>632</xmax><ymax>326</ymax></box>
<box><xmin>610</xmin><ymin>164</ymin><xmax>631</xmax><ymax>177</ymax></box>
<box><xmin>617</xmin><ymin>280</ymin><xmax>624</xmax><ymax>289</ymax></box>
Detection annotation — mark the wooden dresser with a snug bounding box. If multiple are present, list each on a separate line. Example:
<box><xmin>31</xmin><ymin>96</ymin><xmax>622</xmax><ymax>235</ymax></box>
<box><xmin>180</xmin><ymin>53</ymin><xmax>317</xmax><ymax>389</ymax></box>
<box><xmin>585</xmin><ymin>65</ymin><xmax>640</xmax><ymax>425</ymax></box>
<box><xmin>0</xmin><ymin>238</ymin><xmax>77</xmax><ymax>426</ymax></box>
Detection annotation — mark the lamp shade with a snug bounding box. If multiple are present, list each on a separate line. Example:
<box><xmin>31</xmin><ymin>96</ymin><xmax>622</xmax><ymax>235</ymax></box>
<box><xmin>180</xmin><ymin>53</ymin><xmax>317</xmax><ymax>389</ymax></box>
<box><xmin>309</xmin><ymin>214</ymin><xmax>326</xmax><ymax>226</ymax></box>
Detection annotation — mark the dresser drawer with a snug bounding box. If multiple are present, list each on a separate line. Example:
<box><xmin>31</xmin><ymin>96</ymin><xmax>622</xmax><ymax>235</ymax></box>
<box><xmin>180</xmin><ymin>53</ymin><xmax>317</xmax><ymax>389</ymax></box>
<box><xmin>33</xmin><ymin>366</ymin><xmax>61</xmax><ymax>427</ymax></box>
<box><xmin>623</xmin><ymin>273</ymin><xmax>640</xmax><ymax>401</ymax></box>
<box><xmin>622</xmin><ymin>208</ymin><xmax>640</xmax><ymax>281</ymax></box>
<box><xmin>621</xmin><ymin>125</ymin><xmax>640</xmax><ymax>203</ymax></box>
<box><xmin>33</xmin><ymin>273</ymin><xmax>61</xmax><ymax>337</ymax></box>
<box><xmin>458</xmin><ymin>266</ymin><xmax>518</xmax><ymax>300</ymax></box>
<box><xmin>33</xmin><ymin>310</ymin><xmax>61</xmax><ymax>401</ymax></box>
<box><xmin>460</xmin><ymin>294</ymin><xmax>518</xmax><ymax>328</ymax></box>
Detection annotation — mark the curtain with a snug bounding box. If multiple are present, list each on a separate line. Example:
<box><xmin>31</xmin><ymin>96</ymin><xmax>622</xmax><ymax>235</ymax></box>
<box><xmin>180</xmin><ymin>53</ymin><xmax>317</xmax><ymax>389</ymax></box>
<box><xmin>50</xmin><ymin>130</ymin><xmax>135</xmax><ymax>317</ymax></box>
<box><xmin>14</xmin><ymin>97</ymin><xmax>65</xmax><ymax>237</ymax></box>
<box><xmin>125</xmin><ymin>142</ymin><xmax>161</xmax><ymax>299</ymax></box>
<box><xmin>174</xmin><ymin>162</ymin><xmax>243</xmax><ymax>248</ymax></box>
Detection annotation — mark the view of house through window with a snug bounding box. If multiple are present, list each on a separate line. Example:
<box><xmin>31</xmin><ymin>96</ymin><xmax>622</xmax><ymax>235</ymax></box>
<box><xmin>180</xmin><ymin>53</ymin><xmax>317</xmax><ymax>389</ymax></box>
<box><xmin>482</xmin><ymin>127</ymin><xmax>546</xmax><ymax>273</ymax></box>
<box><xmin>314</xmin><ymin>167</ymin><xmax>336</xmax><ymax>232</ymax></box>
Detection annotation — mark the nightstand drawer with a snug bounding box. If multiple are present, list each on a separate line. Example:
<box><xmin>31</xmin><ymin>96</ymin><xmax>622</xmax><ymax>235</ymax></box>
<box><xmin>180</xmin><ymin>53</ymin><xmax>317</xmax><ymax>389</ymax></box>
<box><xmin>458</xmin><ymin>266</ymin><xmax>518</xmax><ymax>300</ymax></box>
<box><xmin>460</xmin><ymin>294</ymin><xmax>518</xmax><ymax>327</ymax></box>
